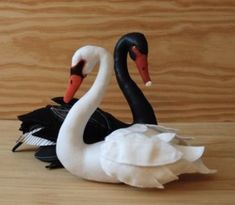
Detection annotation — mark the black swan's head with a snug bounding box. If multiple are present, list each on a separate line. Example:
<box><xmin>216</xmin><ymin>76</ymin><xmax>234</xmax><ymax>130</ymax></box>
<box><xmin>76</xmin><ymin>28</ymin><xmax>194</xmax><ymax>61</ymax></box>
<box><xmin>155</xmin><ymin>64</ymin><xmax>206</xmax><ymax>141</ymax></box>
<box><xmin>126</xmin><ymin>33</ymin><xmax>148</xmax><ymax>59</ymax></box>
<box><xmin>115</xmin><ymin>32</ymin><xmax>151</xmax><ymax>86</ymax></box>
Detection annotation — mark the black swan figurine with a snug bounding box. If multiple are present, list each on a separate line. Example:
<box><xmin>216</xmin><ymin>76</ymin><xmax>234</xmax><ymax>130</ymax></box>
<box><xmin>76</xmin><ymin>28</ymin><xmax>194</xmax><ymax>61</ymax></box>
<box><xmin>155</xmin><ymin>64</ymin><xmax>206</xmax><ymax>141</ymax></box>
<box><xmin>12</xmin><ymin>32</ymin><xmax>157</xmax><ymax>168</ymax></box>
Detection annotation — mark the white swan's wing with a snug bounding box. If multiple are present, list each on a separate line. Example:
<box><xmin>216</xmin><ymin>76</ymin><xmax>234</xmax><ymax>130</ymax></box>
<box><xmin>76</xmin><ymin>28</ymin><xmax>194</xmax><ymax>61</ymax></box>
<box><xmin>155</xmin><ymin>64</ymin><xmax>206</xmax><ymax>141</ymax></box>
<box><xmin>105</xmin><ymin>124</ymin><xmax>148</xmax><ymax>142</ymax></box>
<box><xmin>174</xmin><ymin>145</ymin><xmax>204</xmax><ymax>161</ymax></box>
<box><xmin>100</xmin><ymin>124</ymin><xmax>215</xmax><ymax>188</ymax></box>
<box><xmin>192</xmin><ymin>159</ymin><xmax>217</xmax><ymax>174</ymax></box>
<box><xmin>153</xmin><ymin>132</ymin><xmax>176</xmax><ymax>142</ymax></box>
<box><xmin>145</xmin><ymin>124</ymin><xmax>178</xmax><ymax>133</ymax></box>
<box><xmin>100</xmin><ymin>157</ymin><xmax>215</xmax><ymax>188</ymax></box>
<box><xmin>101</xmin><ymin>132</ymin><xmax>183</xmax><ymax>167</ymax></box>
<box><xmin>166</xmin><ymin>158</ymin><xmax>217</xmax><ymax>175</ymax></box>
<box><xmin>100</xmin><ymin>158</ymin><xmax>179</xmax><ymax>188</ymax></box>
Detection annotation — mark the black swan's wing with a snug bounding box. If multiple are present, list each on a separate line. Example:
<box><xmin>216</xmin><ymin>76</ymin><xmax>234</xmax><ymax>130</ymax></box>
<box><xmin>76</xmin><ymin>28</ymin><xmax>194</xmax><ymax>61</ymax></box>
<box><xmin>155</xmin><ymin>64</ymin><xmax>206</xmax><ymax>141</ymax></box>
<box><xmin>12</xmin><ymin>106</ymin><xmax>60</xmax><ymax>152</ymax></box>
<box><xmin>34</xmin><ymin>146</ymin><xmax>63</xmax><ymax>169</ymax></box>
<box><xmin>34</xmin><ymin>106</ymin><xmax>128</xmax><ymax>169</ymax></box>
<box><xmin>13</xmin><ymin>97</ymin><xmax>127</xmax><ymax>168</ymax></box>
<box><xmin>83</xmin><ymin>108</ymin><xmax>127</xmax><ymax>144</ymax></box>
<box><xmin>13</xmin><ymin>97</ymin><xmax>77</xmax><ymax>150</ymax></box>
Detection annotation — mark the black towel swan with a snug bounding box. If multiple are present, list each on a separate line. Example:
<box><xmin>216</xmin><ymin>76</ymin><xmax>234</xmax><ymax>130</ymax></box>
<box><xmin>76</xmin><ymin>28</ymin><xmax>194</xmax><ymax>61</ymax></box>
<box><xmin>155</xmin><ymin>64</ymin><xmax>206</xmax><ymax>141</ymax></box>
<box><xmin>12</xmin><ymin>32</ymin><xmax>157</xmax><ymax>168</ymax></box>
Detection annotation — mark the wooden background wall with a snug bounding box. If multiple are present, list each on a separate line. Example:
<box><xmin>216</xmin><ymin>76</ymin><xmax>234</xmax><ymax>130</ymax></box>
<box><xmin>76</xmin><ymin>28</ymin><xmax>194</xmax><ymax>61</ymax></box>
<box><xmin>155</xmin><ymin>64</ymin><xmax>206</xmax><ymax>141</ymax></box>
<box><xmin>0</xmin><ymin>0</ymin><xmax>235</xmax><ymax>122</ymax></box>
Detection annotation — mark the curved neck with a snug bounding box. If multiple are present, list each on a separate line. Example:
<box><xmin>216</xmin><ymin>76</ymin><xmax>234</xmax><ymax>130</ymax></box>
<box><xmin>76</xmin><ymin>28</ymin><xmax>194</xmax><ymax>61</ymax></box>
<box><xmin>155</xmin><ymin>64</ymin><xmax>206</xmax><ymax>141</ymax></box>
<box><xmin>57</xmin><ymin>50</ymin><xmax>113</xmax><ymax>167</ymax></box>
<box><xmin>114</xmin><ymin>39</ymin><xmax>157</xmax><ymax>124</ymax></box>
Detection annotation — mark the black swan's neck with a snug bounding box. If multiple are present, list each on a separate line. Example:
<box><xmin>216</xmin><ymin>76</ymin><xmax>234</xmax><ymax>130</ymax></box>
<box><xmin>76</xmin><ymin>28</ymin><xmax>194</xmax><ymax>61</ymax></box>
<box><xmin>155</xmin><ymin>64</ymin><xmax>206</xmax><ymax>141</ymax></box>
<box><xmin>114</xmin><ymin>39</ymin><xmax>157</xmax><ymax>124</ymax></box>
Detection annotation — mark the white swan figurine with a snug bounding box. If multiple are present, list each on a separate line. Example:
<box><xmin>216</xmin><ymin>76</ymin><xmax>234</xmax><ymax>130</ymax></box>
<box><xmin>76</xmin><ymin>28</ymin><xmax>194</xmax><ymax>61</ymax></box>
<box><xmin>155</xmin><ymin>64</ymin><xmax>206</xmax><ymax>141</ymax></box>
<box><xmin>57</xmin><ymin>45</ymin><xmax>216</xmax><ymax>188</ymax></box>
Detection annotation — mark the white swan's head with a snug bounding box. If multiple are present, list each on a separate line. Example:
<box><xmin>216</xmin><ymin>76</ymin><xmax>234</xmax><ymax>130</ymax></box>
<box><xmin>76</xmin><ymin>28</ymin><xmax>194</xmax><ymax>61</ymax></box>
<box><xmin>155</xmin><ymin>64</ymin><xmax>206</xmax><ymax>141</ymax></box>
<box><xmin>71</xmin><ymin>46</ymin><xmax>101</xmax><ymax>75</ymax></box>
<box><xmin>64</xmin><ymin>45</ymin><xmax>107</xmax><ymax>103</ymax></box>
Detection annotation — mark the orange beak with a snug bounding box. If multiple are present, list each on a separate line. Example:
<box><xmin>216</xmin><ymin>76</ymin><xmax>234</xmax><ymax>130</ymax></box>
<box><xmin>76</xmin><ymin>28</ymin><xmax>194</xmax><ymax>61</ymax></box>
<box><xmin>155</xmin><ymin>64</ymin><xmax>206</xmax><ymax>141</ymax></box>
<box><xmin>63</xmin><ymin>75</ymin><xmax>83</xmax><ymax>103</ymax></box>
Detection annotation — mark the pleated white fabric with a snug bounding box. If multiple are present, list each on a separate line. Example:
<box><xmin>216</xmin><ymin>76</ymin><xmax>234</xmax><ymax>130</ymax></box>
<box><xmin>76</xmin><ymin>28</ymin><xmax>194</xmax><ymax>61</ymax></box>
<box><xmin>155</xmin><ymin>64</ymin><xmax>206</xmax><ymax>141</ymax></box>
<box><xmin>100</xmin><ymin>124</ymin><xmax>216</xmax><ymax>188</ymax></box>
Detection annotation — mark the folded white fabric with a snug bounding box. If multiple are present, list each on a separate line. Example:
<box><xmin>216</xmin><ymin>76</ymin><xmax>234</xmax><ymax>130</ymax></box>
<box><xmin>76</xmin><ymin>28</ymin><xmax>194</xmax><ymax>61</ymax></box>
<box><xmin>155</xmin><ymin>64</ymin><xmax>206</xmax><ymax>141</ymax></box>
<box><xmin>100</xmin><ymin>124</ymin><xmax>216</xmax><ymax>188</ymax></box>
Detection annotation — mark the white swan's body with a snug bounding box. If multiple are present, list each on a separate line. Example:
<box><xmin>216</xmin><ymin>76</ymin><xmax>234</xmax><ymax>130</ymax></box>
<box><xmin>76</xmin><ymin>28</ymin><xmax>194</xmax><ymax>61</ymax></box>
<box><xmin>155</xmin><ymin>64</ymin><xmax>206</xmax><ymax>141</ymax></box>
<box><xmin>57</xmin><ymin>46</ymin><xmax>215</xmax><ymax>188</ymax></box>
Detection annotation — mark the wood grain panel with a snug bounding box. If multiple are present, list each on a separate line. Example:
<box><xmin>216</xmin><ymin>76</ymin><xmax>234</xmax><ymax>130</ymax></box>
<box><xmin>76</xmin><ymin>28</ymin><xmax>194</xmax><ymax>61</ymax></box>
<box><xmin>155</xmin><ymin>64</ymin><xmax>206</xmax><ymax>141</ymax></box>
<box><xmin>0</xmin><ymin>0</ymin><xmax>235</xmax><ymax>122</ymax></box>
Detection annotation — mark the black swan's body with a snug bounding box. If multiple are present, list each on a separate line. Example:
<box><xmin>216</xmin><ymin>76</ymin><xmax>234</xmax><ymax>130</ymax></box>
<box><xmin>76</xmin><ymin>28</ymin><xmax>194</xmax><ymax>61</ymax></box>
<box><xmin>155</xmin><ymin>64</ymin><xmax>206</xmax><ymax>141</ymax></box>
<box><xmin>12</xmin><ymin>33</ymin><xmax>157</xmax><ymax>168</ymax></box>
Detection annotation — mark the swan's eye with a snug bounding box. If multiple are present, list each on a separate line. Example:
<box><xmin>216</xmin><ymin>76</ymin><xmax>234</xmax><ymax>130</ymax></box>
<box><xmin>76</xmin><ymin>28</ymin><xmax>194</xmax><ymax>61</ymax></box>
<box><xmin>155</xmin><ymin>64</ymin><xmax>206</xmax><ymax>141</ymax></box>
<box><xmin>132</xmin><ymin>46</ymin><xmax>141</xmax><ymax>56</ymax></box>
<box><xmin>70</xmin><ymin>80</ymin><xmax>73</xmax><ymax>84</ymax></box>
<box><xmin>132</xmin><ymin>46</ymin><xmax>138</xmax><ymax>52</ymax></box>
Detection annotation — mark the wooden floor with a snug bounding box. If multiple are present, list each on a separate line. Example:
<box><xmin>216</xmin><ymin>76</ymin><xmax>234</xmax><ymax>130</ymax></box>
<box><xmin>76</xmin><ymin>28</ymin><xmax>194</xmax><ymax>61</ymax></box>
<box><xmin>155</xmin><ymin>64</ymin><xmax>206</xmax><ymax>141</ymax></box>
<box><xmin>0</xmin><ymin>120</ymin><xmax>234</xmax><ymax>205</ymax></box>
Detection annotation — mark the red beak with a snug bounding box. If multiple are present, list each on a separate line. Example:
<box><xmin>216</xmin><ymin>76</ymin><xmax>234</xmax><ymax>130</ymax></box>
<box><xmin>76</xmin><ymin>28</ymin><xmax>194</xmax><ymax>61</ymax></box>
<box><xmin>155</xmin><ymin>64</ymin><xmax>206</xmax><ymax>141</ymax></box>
<box><xmin>135</xmin><ymin>54</ymin><xmax>151</xmax><ymax>86</ymax></box>
<box><xmin>132</xmin><ymin>46</ymin><xmax>151</xmax><ymax>86</ymax></box>
<box><xmin>63</xmin><ymin>75</ymin><xmax>83</xmax><ymax>103</ymax></box>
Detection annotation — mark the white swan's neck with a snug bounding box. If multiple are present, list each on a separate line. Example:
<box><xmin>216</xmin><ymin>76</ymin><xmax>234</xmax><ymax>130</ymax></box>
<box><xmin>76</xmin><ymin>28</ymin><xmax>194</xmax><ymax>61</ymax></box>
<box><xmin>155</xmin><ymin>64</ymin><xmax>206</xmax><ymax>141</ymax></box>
<box><xmin>56</xmin><ymin>48</ymin><xmax>113</xmax><ymax>173</ymax></box>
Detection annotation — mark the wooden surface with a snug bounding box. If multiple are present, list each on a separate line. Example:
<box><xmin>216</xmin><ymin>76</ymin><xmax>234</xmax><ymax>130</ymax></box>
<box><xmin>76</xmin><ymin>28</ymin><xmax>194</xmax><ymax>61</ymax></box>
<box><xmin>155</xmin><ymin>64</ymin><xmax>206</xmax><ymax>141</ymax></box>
<box><xmin>0</xmin><ymin>0</ymin><xmax>235</xmax><ymax>122</ymax></box>
<box><xmin>0</xmin><ymin>120</ymin><xmax>234</xmax><ymax>204</ymax></box>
